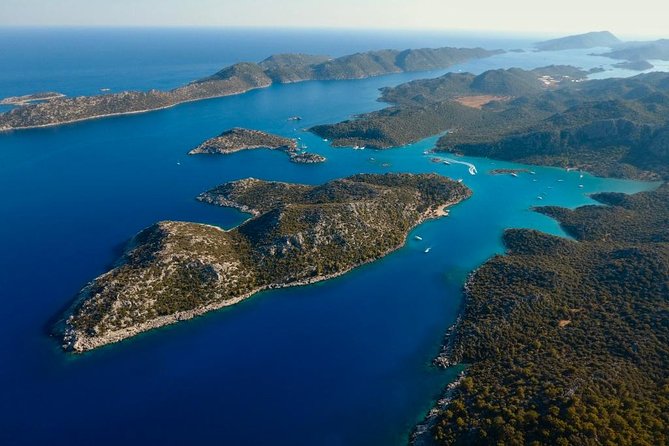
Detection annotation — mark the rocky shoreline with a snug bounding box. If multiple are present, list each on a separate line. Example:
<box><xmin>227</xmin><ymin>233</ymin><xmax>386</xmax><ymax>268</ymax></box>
<box><xmin>409</xmin><ymin>267</ymin><xmax>480</xmax><ymax>445</ymax></box>
<box><xmin>188</xmin><ymin>127</ymin><xmax>326</xmax><ymax>163</ymax></box>
<box><xmin>58</xmin><ymin>174</ymin><xmax>470</xmax><ymax>352</ymax></box>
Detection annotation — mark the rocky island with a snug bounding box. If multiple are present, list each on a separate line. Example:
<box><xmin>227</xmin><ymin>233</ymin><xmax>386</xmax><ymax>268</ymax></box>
<box><xmin>534</xmin><ymin>31</ymin><xmax>622</xmax><ymax>51</ymax></box>
<box><xmin>58</xmin><ymin>173</ymin><xmax>471</xmax><ymax>352</ymax></box>
<box><xmin>0</xmin><ymin>46</ymin><xmax>501</xmax><ymax>131</ymax></box>
<box><xmin>188</xmin><ymin>128</ymin><xmax>326</xmax><ymax>163</ymax></box>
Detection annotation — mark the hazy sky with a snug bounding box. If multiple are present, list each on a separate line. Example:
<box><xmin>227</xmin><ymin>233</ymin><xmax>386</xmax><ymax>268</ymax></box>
<box><xmin>1</xmin><ymin>0</ymin><xmax>667</xmax><ymax>38</ymax></box>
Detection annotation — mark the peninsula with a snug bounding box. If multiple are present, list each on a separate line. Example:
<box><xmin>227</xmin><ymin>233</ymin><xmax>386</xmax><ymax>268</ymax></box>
<box><xmin>58</xmin><ymin>173</ymin><xmax>471</xmax><ymax>352</ymax></box>
<box><xmin>310</xmin><ymin>65</ymin><xmax>591</xmax><ymax>149</ymax></box>
<box><xmin>188</xmin><ymin>128</ymin><xmax>325</xmax><ymax>163</ymax></box>
<box><xmin>0</xmin><ymin>91</ymin><xmax>65</xmax><ymax>106</ymax></box>
<box><xmin>0</xmin><ymin>46</ymin><xmax>501</xmax><ymax>131</ymax></box>
<box><xmin>312</xmin><ymin>65</ymin><xmax>669</xmax><ymax>180</ymax></box>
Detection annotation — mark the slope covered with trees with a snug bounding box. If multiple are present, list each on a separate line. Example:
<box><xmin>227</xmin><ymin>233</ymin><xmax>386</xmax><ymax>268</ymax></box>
<box><xmin>422</xmin><ymin>185</ymin><xmax>669</xmax><ymax>445</ymax></box>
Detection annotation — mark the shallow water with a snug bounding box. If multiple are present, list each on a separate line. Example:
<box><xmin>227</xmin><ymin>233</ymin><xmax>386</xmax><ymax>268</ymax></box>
<box><xmin>0</xmin><ymin>29</ymin><xmax>662</xmax><ymax>446</ymax></box>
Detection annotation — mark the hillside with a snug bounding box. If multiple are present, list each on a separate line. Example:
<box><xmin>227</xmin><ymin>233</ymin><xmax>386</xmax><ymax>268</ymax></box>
<box><xmin>438</xmin><ymin>75</ymin><xmax>669</xmax><ymax>180</ymax></box>
<box><xmin>58</xmin><ymin>173</ymin><xmax>471</xmax><ymax>352</ymax></box>
<box><xmin>420</xmin><ymin>185</ymin><xmax>669</xmax><ymax>445</ymax></box>
<box><xmin>311</xmin><ymin>66</ymin><xmax>588</xmax><ymax>149</ymax></box>
<box><xmin>311</xmin><ymin>63</ymin><xmax>669</xmax><ymax>179</ymax></box>
<box><xmin>0</xmin><ymin>46</ymin><xmax>500</xmax><ymax>131</ymax></box>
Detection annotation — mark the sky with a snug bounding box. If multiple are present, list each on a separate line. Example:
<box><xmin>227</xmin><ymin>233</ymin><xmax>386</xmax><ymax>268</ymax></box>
<box><xmin>1</xmin><ymin>0</ymin><xmax>667</xmax><ymax>38</ymax></box>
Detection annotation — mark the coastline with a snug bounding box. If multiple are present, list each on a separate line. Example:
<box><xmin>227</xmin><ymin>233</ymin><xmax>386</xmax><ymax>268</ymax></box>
<box><xmin>0</xmin><ymin>85</ymin><xmax>268</xmax><ymax>133</ymax></box>
<box><xmin>61</xmin><ymin>198</ymin><xmax>464</xmax><ymax>353</ymax></box>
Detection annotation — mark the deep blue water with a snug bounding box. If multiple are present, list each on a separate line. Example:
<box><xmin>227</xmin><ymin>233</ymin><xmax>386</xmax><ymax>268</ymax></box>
<box><xmin>0</xmin><ymin>29</ymin><xmax>662</xmax><ymax>446</ymax></box>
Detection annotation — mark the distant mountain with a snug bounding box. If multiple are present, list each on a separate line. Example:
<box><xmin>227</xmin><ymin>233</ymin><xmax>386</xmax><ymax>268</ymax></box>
<box><xmin>600</xmin><ymin>39</ymin><xmax>669</xmax><ymax>61</ymax></box>
<box><xmin>535</xmin><ymin>31</ymin><xmax>621</xmax><ymax>51</ymax></box>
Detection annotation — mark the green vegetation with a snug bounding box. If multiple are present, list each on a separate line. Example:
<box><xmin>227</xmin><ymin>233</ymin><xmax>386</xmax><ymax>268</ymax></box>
<box><xmin>0</xmin><ymin>47</ymin><xmax>500</xmax><ymax>131</ymax></box>
<box><xmin>187</xmin><ymin>127</ymin><xmax>325</xmax><ymax>163</ymax></box>
<box><xmin>311</xmin><ymin>66</ymin><xmax>588</xmax><ymax>149</ymax></box>
<box><xmin>424</xmin><ymin>185</ymin><xmax>669</xmax><ymax>445</ymax></box>
<box><xmin>312</xmin><ymin>65</ymin><xmax>669</xmax><ymax>180</ymax></box>
<box><xmin>60</xmin><ymin>173</ymin><xmax>470</xmax><ymax>352</ymax></box>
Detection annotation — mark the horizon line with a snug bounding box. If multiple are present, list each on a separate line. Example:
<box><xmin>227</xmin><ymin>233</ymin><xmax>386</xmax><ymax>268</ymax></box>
<box><xmin>0</xmin><ymin>25</ymin><xmax>664</xmax><ymax>41</ymax></box>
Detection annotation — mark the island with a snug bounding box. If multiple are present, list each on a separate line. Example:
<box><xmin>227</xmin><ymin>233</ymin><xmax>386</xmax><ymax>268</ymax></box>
<box><xmin>0</xmin><ymin>46</ymin><xmax>502</xmax><ymax>131</ymax></box>
<box><xmin>534</xmin><ymin>31</ymin><xmax>622</xmax><ymax>51</ymax></box>
<box><xmin>414</xmin><ymin>184</ymin><xmax>669</xmax><ymax>445</ymax></box>
<box><xmin>57</xmin><ymin>173</ymin><xmax>471</xmax><ymax>352</ymax></box>
<box><xmin>188</xmin><ymin>127</ymin><xmax>326</xmax><ymax>163</ymax></box>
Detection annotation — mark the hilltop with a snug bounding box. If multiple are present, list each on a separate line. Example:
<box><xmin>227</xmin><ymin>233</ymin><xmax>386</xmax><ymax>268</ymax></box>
<box><xmin>0</xmin><ymin>46</ymin><xmax>501</xmax><ymax>131</ymax></box>
<box><xmin>534</xmin><ymin>31</ymin><xmax>621</xmax><ymax>51</ymax></box>
<box><xmin>310</xmin><ymin>66</ymin><xmax>589</xmax><ymax>149</ymax></box>
<box><xmin>58</xmin><ymin>173</ymin><xmax>470</xmax><ymax>352</ymax></box>
<box><xmin>311</xmin><ymin>64</ymin><xmax>669</xmax><ymax>180</ymax></box>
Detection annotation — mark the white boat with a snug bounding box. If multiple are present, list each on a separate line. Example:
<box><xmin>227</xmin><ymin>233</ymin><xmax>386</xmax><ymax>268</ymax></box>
<box><xmin>510</xmin><ymin>172</ymin><xmax>518</xmax><ymax>177</ymax></box>
<box><xmin>414</xmin><ymin>235</ymin><xmax>423</xmax><ymax>241</ymax></box>
<box><xmin>424</xmin><ymin>247</ymin><xmax>431</xmax><ymax>253</ymax></box>
<box><xmin>579</xmin><ymin>184</ymin><xmax>584</xmax><ymax>188</ymax></box>
<box><xmin>457</xmin><ymin>179</ymin><xmax>463</xmax><ymax>183</ymax></box>
<box><xmin>323</xmin><ymin>139</ymin><xmax>328</xmax><ymax>142</ymax></box>
<box><xmin>537</xmin><ymin>196</ymin><xmax>544</xmax><ymax>200</ymax></box>
<box><xmin>443</xmin><ymin>160</ymin><xmax>451</xmax><ymax>165</ymax></box>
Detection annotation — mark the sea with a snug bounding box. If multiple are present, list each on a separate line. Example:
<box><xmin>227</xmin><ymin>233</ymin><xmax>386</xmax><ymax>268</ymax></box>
<box><xmin>0</xmin><ymin>28</ymin><xmax>663</xmax><ymax>446</ymax></box>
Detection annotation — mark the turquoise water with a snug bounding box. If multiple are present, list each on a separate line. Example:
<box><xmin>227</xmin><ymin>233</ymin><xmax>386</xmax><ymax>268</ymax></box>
<box><xmin>0</xmin><ymin>29</ymin><xmax>661</xmax><ymax>446</ymax></box>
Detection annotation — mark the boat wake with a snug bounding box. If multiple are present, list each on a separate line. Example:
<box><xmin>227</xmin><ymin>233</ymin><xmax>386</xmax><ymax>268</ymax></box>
<box><xmin>434</xmin><ymin>157</ymin><xmax>477</xmax><ymax>175</ymax></box>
